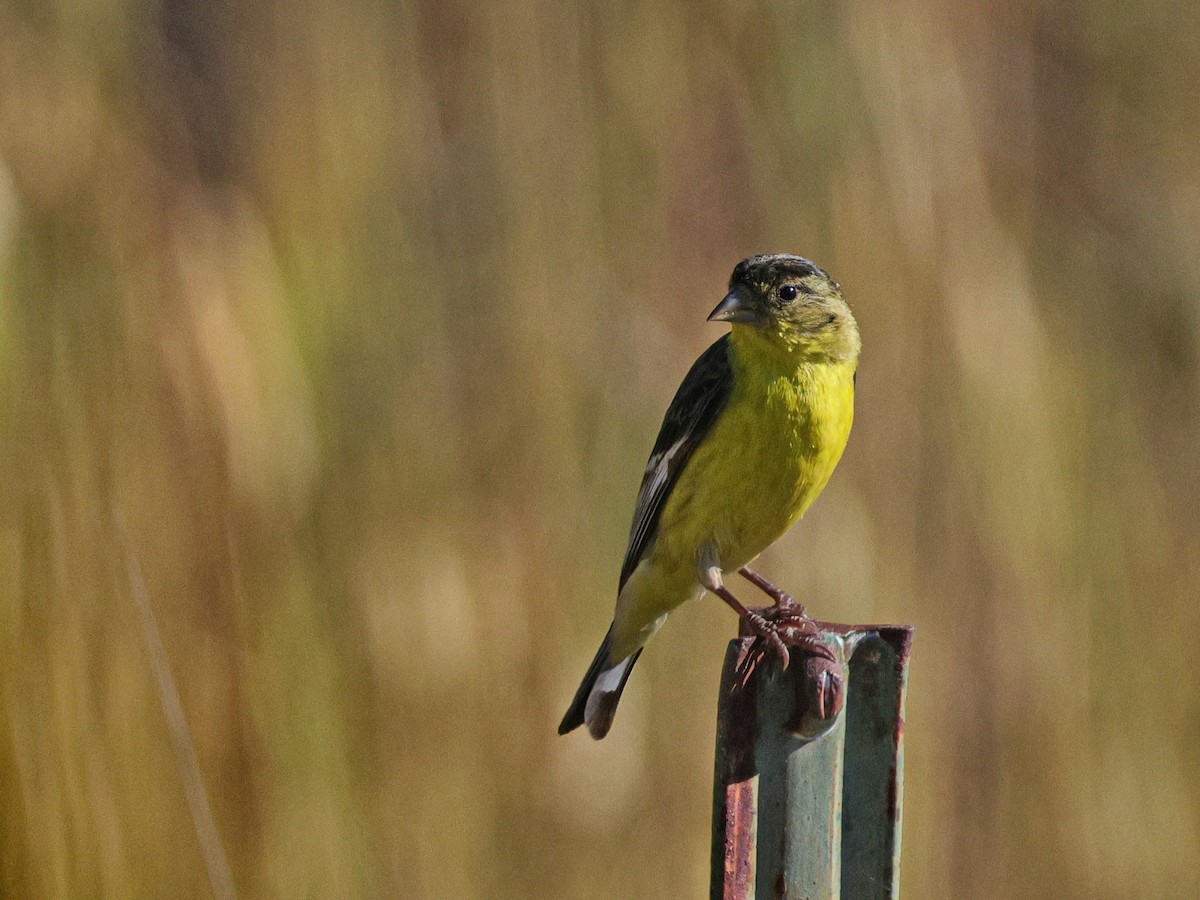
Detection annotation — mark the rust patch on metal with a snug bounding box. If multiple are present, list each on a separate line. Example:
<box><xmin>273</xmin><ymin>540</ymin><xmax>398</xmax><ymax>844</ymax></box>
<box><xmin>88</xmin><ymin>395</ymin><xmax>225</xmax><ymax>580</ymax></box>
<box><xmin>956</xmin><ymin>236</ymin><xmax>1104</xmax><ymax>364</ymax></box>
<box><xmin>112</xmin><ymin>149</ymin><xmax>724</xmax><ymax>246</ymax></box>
<box><xmin>723</xmin><ymin>780</ymin><xmax>756</xmax><ymax>899</ymax></box>
<box><xmin>714</xmin><ymin>638</ymin><xmax>759</xmax><ymax>898</ymax></box>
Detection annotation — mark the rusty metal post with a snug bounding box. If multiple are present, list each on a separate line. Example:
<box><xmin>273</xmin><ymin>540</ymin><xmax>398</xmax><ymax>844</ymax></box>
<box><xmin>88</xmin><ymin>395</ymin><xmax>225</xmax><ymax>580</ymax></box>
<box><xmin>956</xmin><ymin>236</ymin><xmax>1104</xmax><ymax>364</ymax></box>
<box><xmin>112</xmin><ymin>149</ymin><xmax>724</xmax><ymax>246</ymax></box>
<box><xmin>711</xmin><ymin>622</ymin><xmax>913</xmax><ymax>900</ymax></box>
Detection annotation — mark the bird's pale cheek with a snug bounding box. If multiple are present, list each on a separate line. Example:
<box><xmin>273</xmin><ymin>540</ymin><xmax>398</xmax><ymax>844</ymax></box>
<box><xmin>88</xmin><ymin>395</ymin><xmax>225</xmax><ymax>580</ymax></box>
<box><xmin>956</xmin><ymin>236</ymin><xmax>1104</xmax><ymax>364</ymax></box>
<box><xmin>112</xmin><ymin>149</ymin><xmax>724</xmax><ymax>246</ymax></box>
<box><xmin>787</xmin><ymin>307</ymin><xmax>839</xmax><ymax>334</ymax></box>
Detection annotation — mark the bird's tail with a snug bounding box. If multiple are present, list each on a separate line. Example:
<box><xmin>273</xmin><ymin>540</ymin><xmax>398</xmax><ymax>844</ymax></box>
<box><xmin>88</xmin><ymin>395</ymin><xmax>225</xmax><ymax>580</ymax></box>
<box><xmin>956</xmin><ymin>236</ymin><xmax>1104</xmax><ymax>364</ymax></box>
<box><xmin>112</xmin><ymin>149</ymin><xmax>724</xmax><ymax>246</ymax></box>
<box><xmin>558</xmin><ymin>627</ymin><xmax>643</xmax><ymax>740</ymax></box>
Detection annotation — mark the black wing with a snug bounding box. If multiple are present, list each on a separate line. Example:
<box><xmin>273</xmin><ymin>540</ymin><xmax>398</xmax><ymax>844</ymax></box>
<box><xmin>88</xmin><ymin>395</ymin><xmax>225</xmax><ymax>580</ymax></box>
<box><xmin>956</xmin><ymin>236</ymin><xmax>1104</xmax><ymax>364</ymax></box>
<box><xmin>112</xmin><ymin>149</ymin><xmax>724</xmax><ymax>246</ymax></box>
<box><xmin>618</xmin><ymin>334</ymin><xmax>734</xmax><ymax>591</ymax></box>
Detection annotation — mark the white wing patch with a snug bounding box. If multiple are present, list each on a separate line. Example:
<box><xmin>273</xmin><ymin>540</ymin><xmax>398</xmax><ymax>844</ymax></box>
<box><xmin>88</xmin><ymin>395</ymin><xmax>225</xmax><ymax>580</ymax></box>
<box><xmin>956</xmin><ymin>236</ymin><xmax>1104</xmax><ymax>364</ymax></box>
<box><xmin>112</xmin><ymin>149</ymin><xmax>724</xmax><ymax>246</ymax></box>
<box><xmin>625</xmin><ymin>436</ymin><xmax>688</xmax><ymax>565</ymax></box>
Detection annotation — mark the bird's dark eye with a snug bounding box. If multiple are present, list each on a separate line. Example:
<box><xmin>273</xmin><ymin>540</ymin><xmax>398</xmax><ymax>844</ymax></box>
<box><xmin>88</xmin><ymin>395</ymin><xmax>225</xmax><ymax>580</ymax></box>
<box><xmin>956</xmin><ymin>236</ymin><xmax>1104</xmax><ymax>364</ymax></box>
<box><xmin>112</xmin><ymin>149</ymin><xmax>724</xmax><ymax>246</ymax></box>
<box><xmin>779</xmin><ymin>284</ymin><xmax>800</xmax><ymax>302</ymax></box>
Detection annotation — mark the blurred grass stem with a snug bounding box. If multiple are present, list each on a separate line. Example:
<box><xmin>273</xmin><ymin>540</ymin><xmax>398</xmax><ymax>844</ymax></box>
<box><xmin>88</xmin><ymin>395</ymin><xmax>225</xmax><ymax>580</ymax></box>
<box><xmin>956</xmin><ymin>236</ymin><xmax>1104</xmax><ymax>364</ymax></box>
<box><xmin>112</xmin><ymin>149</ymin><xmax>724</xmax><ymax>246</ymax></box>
<box><xmin>115</xmin><ymin>504</ymin><xmax>237</xmax><ymax>900</ymax></box>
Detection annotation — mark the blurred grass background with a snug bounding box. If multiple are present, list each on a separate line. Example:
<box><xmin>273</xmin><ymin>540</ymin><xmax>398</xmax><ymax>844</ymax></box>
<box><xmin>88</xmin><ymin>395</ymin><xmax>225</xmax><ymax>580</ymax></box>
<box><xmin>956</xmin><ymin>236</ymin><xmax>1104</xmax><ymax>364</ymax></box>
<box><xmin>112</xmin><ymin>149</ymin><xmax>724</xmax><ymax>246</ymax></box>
<box><xmin>1</xmin><ymin>0</ymin><xmax>1198</xmax><ymax>897</ymax></box>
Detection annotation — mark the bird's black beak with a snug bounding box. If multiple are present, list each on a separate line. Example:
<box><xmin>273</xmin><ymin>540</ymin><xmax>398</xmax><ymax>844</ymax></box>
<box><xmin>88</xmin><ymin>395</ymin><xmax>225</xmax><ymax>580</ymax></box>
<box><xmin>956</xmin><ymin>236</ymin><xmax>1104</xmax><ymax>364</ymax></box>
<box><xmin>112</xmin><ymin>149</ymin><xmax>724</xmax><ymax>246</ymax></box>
<box><xmin>707</xmin><ymin>286</ymin><xmax>764</xmax><ymax>325</ymax></box>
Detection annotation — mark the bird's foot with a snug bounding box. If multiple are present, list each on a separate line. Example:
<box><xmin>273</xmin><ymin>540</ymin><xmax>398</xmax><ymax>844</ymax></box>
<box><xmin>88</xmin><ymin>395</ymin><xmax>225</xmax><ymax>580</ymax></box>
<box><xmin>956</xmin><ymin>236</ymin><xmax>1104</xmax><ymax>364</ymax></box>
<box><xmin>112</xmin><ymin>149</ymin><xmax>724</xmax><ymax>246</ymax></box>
<box><xmin>707</xmin><ymin>565</ymin><xmax>834</xmax><ymax>670</ymax></box>
<box><xmin>758</xmin><ymin>601</ymin><xmax>835</xmax><ymax>664</ymax></box>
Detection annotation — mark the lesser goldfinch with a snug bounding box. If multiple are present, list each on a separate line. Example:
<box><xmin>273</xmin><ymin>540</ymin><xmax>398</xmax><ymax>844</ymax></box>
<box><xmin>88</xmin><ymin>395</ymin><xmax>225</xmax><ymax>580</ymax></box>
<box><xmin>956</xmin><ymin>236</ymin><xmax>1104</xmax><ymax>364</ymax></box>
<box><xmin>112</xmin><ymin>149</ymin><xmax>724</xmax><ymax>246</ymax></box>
<box><xmin>559</xmin><ymin>254</ymin><xmax>860</xmax><ymax>740</ymax></box>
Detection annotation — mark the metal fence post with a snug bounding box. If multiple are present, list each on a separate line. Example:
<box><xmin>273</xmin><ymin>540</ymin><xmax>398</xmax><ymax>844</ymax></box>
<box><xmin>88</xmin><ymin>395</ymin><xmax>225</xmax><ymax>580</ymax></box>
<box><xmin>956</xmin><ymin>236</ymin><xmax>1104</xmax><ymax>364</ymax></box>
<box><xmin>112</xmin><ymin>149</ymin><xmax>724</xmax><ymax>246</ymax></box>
<box><xmin>711</xmin><ymin>622</ymin><xmax>913</xmax><ymax>900</ymax></box>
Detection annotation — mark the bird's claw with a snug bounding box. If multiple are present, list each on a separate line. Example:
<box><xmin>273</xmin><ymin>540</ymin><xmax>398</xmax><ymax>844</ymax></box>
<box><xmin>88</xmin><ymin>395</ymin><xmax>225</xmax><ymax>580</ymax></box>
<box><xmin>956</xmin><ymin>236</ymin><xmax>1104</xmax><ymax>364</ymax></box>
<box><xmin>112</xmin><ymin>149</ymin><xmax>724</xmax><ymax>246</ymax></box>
<box><xmin>743</xmin><ymin>611</ymin><xmax>792</xmax><ymax>670</ymax></box>
<box><xmin>785</xmin><ymin>632</ymin><xmax>837</xmax><ymax>663</ymax></box>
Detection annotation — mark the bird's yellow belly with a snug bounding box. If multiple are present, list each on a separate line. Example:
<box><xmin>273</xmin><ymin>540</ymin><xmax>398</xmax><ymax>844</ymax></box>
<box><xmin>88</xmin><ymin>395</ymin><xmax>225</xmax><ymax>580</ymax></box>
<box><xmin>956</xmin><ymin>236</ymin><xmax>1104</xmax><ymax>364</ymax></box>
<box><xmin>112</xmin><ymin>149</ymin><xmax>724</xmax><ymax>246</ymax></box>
<box><xmin>654</xmin><ymin>367</ymin><xmax>853</xmax><ymax>581</ymax></box>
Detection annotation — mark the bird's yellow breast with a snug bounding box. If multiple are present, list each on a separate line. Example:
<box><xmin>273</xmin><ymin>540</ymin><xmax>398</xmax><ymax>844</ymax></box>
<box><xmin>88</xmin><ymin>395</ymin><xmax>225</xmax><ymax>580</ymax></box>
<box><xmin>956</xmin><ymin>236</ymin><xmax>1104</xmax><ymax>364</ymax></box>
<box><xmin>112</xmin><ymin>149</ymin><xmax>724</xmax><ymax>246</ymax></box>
<box><xmin>653</xmin><ymin>328</ymin><xmax>857</xmax><ymax>579</ymax></box>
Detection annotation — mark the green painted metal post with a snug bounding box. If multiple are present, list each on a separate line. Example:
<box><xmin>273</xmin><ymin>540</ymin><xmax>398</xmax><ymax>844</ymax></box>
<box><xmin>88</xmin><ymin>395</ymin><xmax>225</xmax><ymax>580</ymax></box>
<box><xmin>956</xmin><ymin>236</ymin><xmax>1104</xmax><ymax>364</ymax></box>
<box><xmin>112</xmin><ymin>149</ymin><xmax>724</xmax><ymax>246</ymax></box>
<box><xmin>711</xmin><ymin>623</ymin><xmax>912</xmax><ymax>900</ymax></box>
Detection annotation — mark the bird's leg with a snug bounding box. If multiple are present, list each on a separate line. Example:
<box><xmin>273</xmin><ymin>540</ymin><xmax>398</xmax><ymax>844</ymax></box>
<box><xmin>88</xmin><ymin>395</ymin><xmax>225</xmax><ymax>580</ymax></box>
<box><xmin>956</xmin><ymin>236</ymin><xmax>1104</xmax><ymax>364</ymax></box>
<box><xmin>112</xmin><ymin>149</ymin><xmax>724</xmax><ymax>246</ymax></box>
<box><xmin>700</xmin><ymin>564</ymin><xmax>790</xmax><ymax>670</ymax></box>
<box><xmin>738</xmin><ymin>566</ymin><xmax>805</xmax><ymax>615</ymax></box>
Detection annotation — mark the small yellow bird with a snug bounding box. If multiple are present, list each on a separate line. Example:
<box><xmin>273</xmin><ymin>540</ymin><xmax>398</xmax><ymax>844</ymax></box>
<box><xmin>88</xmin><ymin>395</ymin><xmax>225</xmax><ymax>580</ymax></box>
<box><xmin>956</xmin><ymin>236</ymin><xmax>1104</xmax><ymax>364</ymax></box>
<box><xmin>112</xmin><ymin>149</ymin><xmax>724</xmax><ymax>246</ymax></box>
<box><xmin>559</xmin><ymin>254</ymin><xmax>860</xmax><ymax>739</ymax></box>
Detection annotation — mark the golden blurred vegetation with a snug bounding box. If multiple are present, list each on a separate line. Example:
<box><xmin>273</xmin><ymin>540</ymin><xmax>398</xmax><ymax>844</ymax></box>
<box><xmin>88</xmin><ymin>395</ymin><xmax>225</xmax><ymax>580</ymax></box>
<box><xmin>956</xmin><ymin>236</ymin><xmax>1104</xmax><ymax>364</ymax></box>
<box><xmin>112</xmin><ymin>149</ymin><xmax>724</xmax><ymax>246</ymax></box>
<box><xmin>1</xmin><ymin>0</ymin><xmax>1198</xmax><ymax>897</ymax></box>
